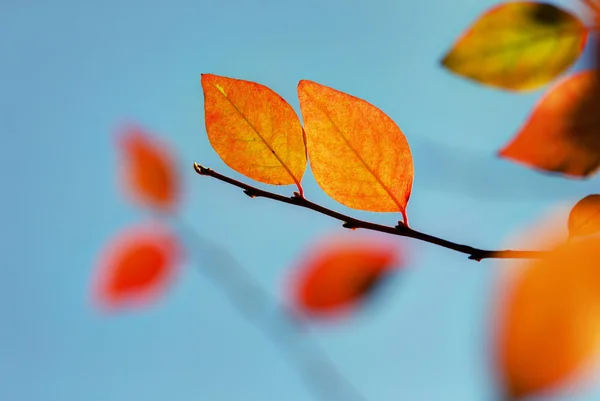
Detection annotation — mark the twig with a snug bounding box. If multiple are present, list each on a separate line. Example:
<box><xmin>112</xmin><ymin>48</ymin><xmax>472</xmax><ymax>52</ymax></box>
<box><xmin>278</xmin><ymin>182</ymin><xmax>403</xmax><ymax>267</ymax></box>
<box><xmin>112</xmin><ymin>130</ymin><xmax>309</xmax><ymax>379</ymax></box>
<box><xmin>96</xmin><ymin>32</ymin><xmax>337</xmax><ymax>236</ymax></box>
<box><xmin>193</xmin><ymin>163</ymin><xmax>548</xmax><ymax>261</ymax></box>
<box><xmin>173</xmin><ymin>216</ymin><xmax>368</xmax><ymax>401</ymax></box>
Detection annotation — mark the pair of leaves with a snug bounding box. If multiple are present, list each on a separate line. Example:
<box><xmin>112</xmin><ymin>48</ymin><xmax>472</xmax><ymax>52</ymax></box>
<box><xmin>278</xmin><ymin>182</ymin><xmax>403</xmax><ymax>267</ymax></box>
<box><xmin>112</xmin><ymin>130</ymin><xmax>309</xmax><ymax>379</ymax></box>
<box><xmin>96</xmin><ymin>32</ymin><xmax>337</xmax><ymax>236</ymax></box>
<box><xmin>442</xmin><ymin>2</ymin><xmax>588</xmax><ymax>92</ymax></box>
<box><xmin>201</xmin><ymin>74</ymin><xmax>414</xmax><ymax>223</ymax></box>
<box><xmin>443</xmin><ymin>2</ymin><xmax>600</xmax><ymax>178</ymax></box>
<box><xmin>93</xmin><ymin>127</ymin><xmax>182</xmax><ymax>310</ymax></box>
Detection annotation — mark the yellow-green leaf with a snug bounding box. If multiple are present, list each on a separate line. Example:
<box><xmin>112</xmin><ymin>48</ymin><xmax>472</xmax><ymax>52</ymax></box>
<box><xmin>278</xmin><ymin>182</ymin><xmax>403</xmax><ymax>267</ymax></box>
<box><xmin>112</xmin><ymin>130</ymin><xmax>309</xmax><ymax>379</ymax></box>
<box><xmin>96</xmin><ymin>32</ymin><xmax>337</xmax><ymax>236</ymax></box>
<box><xmin>297</xmin><ymin>80</ymin><xmax>413</xmax><ymax>223</ymax></box>
<box><xmin>441</xmin><ymin>2</ymin><xmax>588</xmax><ymax>91</ymax></box>
<box><xmin>201</xmin><ymin>74</ymin><xmax>307</xmax><ymax>191</ymax></box>
<box><xmin>568</xmin><ymin>194</ymin><xmax>600</xmax><ymax>238</ymax></box>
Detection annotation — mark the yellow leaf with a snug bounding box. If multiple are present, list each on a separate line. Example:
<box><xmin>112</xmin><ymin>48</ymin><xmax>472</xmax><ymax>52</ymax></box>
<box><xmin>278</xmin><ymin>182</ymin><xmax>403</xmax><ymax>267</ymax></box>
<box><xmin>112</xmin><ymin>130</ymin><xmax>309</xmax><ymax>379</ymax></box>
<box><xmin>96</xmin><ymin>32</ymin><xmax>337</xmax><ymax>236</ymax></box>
<box><xmin>441</xmin><ymin>2</ymin><xmax>588</xmax><ymax>91</ymax></box>
<box><xmin>202</xmin><ymin>74</ymin><xmax>307</xmax><ymax>191</ymax></box>
<box><xmin>297</xmin><ymin>80</ymin><xmax>413</xmax><ymax>222</ymax></box>
<box><xmin>497</xmin><ymin>235</ymin><xmax>600</xmax><ymax>398</ymax></box>
<box><xmin>568</xmin><ymin>194</ymin><xmax>600</xmax><ymax>238</ymax></box>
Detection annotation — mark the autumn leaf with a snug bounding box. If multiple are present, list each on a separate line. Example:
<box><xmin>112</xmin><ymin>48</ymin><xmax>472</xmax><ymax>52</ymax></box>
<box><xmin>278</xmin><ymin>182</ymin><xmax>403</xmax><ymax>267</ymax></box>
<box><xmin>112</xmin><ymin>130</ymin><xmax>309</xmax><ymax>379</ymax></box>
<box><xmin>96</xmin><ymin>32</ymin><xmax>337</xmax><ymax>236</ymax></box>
<box><xmin>201</xmin><ymin>74</ymin><xmax>306</xmax><ymax>193</ymax></box>
<box><xmin>288</xmin><ymin>236</ymin><xmax>402</xmax><ymax>319</ymax></box>
<box><xmin>441</xmin><ymin>2</ymin><xmax>588</xmax><ymax>91</ymax></box>
<box><xmin>92</xmin><ymin>224</ymin><xmax>182</xmax><ymax>310</ymax></box>
<box><xmin>118</xmin><ymin>126</ymin><xmax>180</xmax><ymax>212</ymax></box>
<box><xmin>496</xmin><ymin>234</ymin><xmax>600</xmax><ymax>399</ymax></box>
<box><xmin>297</xmin><ymin>80</ymin><xmax>413</xmax><ymax>223</ymax></box>
<box><xmin>581</xmin><ymin>0</ymin><xmax>600</xmax><ymax>23</ymax></box>
<box><xmin>498</xmin><ymin>71</ymin><xmax>600</xmax><ymax>178</ymax></box>
<box><xmin>568</xmin><ymin>194</ymin><xmax>600</xmax><ymax>238</ymax></box>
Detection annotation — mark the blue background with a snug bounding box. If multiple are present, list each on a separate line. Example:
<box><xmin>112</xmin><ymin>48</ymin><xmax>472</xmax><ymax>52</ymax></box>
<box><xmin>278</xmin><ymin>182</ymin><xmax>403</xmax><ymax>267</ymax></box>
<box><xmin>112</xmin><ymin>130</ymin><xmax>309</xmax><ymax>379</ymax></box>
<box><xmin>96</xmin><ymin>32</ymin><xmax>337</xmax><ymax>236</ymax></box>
<box><xmin>4</xmin><ymin>0</ymin><xmax>600</xmax><ymax>400</ymax></box>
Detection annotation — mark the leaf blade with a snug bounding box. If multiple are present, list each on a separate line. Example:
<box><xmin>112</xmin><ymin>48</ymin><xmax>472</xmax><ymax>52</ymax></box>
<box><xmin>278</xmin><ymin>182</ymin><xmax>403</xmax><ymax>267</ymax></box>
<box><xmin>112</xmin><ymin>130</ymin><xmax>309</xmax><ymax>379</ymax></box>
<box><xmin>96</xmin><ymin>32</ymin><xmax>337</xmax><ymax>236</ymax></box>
<box><xmin>118</xmin><ymin>126</ymin><xmax>180</xmax><ymax>212</ymax></box>
<box><xmin>288</xmin><ymin>235</ymin><xmax>402</xmax><ymax>319</ymax></box>
<box><xmin>498</xmin><ymin>70</ymin><xmax>600</xmax><ymax>177</ymax></box>
<box><xmin>92</xmin><ymin>223</ymin><xmax>182</xmax><ymax>311</ymax></box>
<box><xmin>497</xmin><ymin>235</ymin><xmax>600</xmax><ymax>398</ymax></box>
<box><xmin>568</xmin><ymin>194</ymin><xmax>600</xmax><ymax>237</ymax></box>
<box><xmin>297</xmin><ymin>80</ymin><xmax>413</xmax><ymax>218</ymax></box>
<box><xmin>441</xmin><ymin>2</ymin><xmax>588</xmax><ymax>91</ymax></box>
<box><xmin>202</xmin><ymin>74</ymin><xmax>307</xmax><ymax>190</ymax></box>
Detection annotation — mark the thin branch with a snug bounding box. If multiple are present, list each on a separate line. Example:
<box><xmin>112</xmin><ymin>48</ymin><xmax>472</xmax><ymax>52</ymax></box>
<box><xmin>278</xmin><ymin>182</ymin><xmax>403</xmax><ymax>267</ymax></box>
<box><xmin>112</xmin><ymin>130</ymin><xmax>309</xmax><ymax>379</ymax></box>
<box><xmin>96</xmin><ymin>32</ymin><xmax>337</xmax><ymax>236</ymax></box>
<box><xmin>193</xmin><ymin>163</ymin><xmax>549</xmax><ymax>261</ymax></box>
<box><xmin>173</xmin><ymin>217</ymin><xmax>367</xmax><ymax>401</ymax></box>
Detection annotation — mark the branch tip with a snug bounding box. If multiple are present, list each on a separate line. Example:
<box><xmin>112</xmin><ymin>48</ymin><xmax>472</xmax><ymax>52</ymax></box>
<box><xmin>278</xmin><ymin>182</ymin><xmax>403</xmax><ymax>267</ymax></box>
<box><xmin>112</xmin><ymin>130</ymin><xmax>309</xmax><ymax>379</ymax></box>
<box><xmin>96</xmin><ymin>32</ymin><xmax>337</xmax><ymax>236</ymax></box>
<box><xmin>193</xmin><ymin>162</ymin><xmax>210</xmax><ymax>175</ymax></box>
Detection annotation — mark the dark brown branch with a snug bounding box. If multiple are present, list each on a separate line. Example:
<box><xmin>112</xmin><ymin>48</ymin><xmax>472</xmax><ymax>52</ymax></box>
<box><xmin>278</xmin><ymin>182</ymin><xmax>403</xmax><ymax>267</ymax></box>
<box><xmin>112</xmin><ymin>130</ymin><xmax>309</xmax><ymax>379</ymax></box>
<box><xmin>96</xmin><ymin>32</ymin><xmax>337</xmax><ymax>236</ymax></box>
<box><xmin>193</xmin><ymin>163</ymin><xmax>548</xmax><ymax>261</ymax></box>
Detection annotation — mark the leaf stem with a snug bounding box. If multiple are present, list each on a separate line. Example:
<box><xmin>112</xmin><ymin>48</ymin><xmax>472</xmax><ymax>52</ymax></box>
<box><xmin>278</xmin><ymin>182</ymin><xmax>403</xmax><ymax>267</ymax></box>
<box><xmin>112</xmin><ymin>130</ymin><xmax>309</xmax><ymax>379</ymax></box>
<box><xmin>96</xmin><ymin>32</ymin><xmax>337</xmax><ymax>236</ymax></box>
<box><xmin>193</xmin><ymin>163</ymin><xmax>548</xmax><ymax>261</ymax></box>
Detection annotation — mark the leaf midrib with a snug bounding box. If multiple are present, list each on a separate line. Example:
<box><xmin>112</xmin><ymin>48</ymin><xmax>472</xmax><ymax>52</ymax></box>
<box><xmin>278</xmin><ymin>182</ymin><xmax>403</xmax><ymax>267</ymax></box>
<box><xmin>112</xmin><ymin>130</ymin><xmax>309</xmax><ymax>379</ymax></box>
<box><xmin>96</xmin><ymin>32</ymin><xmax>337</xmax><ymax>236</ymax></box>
<box><xmin>448</xmin><ymin>26</ymin><xmax>584</xmax><ymax>63</ymax></box>
<box><xmin>303</xmin><ymin>89</ymin><xmax>404</xmax><ymax>212</ymax></box>
<box><xmin>212</xmin><ymin>82</ymin><xmax>301</xmax><ymax>187</ymax></box>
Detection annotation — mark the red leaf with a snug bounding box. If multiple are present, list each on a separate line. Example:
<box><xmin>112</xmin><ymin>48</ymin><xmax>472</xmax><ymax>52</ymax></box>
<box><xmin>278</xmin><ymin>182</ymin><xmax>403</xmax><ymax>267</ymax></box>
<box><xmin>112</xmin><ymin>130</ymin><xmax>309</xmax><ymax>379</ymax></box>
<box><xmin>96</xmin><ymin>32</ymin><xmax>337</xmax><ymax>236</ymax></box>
<box><xmin>118</xmin><ymin>125</ymin><xmax>180</xmax><ymax>212</ymax></box>
<box><xmin>92</xmin><ymin>223</ymin><xmax>182</xmax><ymax>310</ymax></box>
<box><xmin>498</xmin><ymin>71</ymin><xmax>600</xmax><ymax>177</ymax></box>
<box><xmin>288</xmin><ymin>235</ymin><xmax>403</xmax><ymax>319</ymax></box>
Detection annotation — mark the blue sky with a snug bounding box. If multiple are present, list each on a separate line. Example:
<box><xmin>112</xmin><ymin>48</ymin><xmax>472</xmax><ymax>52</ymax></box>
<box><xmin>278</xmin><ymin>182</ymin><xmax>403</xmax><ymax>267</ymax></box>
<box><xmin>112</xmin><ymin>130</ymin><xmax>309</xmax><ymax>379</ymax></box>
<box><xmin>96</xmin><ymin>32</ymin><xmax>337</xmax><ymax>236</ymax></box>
<box><xmin>4</xmin><ymin>0</ymin><xmax>600</xmax><ymax>400</ymax></box>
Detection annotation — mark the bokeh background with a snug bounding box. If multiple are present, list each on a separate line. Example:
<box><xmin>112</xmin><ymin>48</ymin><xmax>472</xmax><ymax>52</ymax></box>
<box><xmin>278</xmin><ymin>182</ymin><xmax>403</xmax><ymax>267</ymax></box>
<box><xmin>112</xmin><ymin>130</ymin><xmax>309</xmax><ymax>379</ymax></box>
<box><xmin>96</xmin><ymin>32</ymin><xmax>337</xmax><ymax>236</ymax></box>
<box><xmin>4</xmin><ymin>0</ymin><xmax>600</xmax><ymax>400</ymax></box>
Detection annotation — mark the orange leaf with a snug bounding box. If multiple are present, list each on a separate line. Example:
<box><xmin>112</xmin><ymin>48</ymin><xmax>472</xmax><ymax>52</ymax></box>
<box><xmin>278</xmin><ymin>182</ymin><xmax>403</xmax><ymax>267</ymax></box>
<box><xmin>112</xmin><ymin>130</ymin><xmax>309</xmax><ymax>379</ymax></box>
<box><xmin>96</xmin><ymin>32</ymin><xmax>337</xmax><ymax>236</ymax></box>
<box><xmin>92</xmin><ymin>224</ymin><xmax>182</xmax><ymax>310</ymax></box>
<box><xmin>118</xmin><ymin>126</ymin><xmax>180</xmax><ymax>212</ymax></box>
<box><xmin>288</xmin><ymin>236</ymin><xmax>402</xmax><ymax>319</ymax></box>
<box><xmin>496</xmin><ymin>235</ymin><xmax>600</xmax><ymax>398</ymax></box>
<box><xmin>441</xmin><ymin>2</ymin><xmax>588</xmax><ymax>91</ymax></box>
<box><xmin>568</xmin><ymin>194</ymin><xmax>600</xmax><ymax>238</ymax></box>
<box><xmin>201</xmin><ymin>74</ymin><xmax>306</xmax><ymax>193</ymax></box>
<box><xmin>498</xmin><ymin>71</ymin><xmax>600</xmax><ymax>177</ymax></box>
<box><xmin>297</xmin><ymin>80</ymin><xmax>413</xmax><ymax>222</ymax></box>
<box><xmin>581</xmin><ymin>0</ymin><xmax>600</xmax><ymax>24</ymax></box>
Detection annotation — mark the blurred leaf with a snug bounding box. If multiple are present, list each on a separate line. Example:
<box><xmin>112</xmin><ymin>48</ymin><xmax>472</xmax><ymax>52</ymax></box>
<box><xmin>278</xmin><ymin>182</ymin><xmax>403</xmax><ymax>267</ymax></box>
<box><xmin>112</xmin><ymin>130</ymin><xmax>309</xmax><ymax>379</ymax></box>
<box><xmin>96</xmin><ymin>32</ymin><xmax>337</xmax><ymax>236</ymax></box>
<box><xmin>92</xmin><ymin>223</ymin><xmax>182</xmax><ymax>310</ymax></box>
<box><xmin>441</xmin><ymin>2</ymin><xmax>588</xmax><ymax>91</ymax></box>
<box><xmin>496</xmin><ymin>235</ymin><xmax>600</xmax><ymax>398</ymax></box>
<box><xmin>297</xmin><ymin>80</ymin><xmax>413</xmax><ymax>222</ymax></box>
<box><xmin>581</xmin><ymin>0</ymin><xmax>600</xmax><ymax>23</ymax></box>
<box><xmin>498</xmin><ymin>70</ymin><xmax>600</xmax><ymax>177</ymax></box>
<box><xmin>288</xmin><ymin>236</ymin><xmax>402</xmax><ymax>319</ymax></box>
<box><xmin>201</xmin><ymin>74</ymin><xmax>306</xmax><ymax>191</ymax></box>
<box><xmin>568</xmin><ymin>194</ymin><xmax>600</xmax><ymax>238</ymax></box>
<box><xmin>118</xmin><ymin>126</ymin><xmax>180</xmax><ymax>212</ymax></box>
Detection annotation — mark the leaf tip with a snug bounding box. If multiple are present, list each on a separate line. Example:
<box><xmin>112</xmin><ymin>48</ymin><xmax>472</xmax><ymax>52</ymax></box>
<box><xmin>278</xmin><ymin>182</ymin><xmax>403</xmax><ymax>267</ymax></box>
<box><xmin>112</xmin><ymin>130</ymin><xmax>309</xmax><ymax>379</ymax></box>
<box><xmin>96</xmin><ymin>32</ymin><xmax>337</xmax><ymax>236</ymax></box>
<box><xmin>439</xmin><ymin>52</ymin><xmax>451</xmax><ymax>68</ymax></box>
<box><xmin>297</xmin><ymin>79</ymin><xmax>309</xmax><ymax>90</ymax></box>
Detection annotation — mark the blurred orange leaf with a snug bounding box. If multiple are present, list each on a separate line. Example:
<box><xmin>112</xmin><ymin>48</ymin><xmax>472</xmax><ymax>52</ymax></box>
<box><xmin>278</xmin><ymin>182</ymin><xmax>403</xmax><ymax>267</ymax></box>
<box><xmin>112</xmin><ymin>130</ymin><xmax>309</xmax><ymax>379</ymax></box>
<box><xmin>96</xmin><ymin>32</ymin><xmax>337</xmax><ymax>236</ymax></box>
<box><xmin>582</xmin><ymin>0</ymin><xmax>600</xmax><ymax>23</ymax></box>
<box><xmin>568</xmin><ymin>194</ymin><xmax>600</xmax><ymax>238</ymax></box>
<box><xmin>497</xmin><ymin>235</ymin><xmax>600</xmax><ymax>398</ymax></box>
<box><xmin>498</xmin><ymin>70</ymin><xmax>600</xmax><ymax>177</ymax></box>
<box><xmin>297</xmin><ymin>80</ymin><xmax>413</xmax><ymax>222</ymax></box>
<box><xmin>119</xmin><ymin>126</ymin><xmax>179</xmax><ymax>212</ymax></box>
<box><xmin>441</xmin><ymin>2</ymin><xmax>588</xmax><ymax>91</ymax></box>
<box><xmin>202</xmin><ymin>74</ymin><xmax>306</xmax><ymax>192</ymax></box>
<box><xmin>289</xmin><ymin>237</ymin><xmax>402</xmax><ymax>318</ymax></box>
<box><xmin>92</xmin><ymin>224</ymin><xmax>182</xmax><ymax>310</ymax></box>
